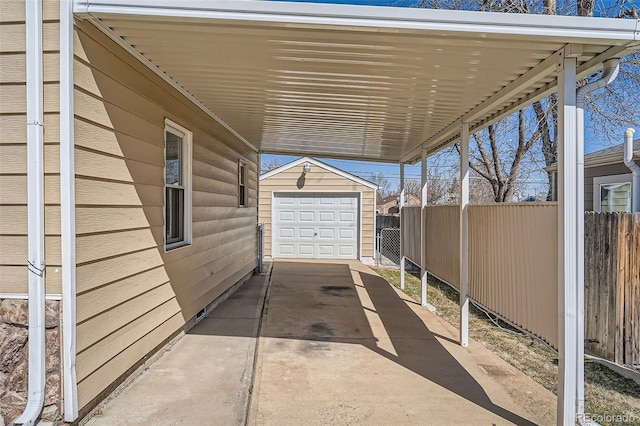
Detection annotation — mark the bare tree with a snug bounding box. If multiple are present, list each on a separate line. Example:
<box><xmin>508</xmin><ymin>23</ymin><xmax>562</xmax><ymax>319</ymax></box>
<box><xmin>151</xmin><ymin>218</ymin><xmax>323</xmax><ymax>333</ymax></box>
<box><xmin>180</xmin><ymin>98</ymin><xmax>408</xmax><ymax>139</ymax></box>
<box><xmin>260</xmin><ymin>158</ymin><xmax>282</xmax><ymax>173</ymax></box>
<box><xmin>370</xmin><ymin>171</ymin><xmax>392</xmax><ymax>197</ymax></box>
<box><xmin>416</xmin><ymin>0</ymin><xmax>640</xmax><ymax>201</ymax></box>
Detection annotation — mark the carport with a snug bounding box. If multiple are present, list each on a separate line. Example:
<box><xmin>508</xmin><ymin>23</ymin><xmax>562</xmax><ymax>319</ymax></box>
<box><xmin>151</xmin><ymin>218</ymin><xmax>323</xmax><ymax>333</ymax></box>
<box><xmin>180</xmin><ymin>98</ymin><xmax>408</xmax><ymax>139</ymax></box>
<box><xmin>62</xmin><ymin>1</ymin><xmax>640</xmax><ymax>424</ymax></box>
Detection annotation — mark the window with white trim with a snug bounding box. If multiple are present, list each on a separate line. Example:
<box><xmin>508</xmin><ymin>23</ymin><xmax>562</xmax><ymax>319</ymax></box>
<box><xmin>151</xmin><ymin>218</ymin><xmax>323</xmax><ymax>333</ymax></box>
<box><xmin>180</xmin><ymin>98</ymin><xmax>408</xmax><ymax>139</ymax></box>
<box><xmin>238</xmin><ymin>161</ymin><xmax>248</xmax><ymax>207</ymax></box>
<box><xmin>164</xmin><ymin>119</ymin><xmax>192</xmax><ymax>250</ymax></box>
<box><xmin>593</xmin><ymin>174</ymin><xmax>632</xmax><ymax>213</ymax></box>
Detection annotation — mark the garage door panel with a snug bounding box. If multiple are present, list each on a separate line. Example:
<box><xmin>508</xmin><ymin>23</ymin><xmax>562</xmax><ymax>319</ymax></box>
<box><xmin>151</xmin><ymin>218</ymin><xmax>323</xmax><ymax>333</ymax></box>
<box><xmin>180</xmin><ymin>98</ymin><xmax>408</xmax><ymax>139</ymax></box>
<box><xmin>318</xmin><ymin>245</ymin><xmax>335</xmax><ymax>256</ymax></box>
<box><xmin>339</xmin><ymin>246</ymin><xmax>355</xmax><ymax>256</ymax></box>
<box><xmin>339</xmin><ymin>229</ymin><xmax>354</xmax><ymax>239</ymax></box>
<box><xmin>273</xmin><ymin>193</ymin><xmax>358</xmax><ymax>259</ymax></box>
<box><xmin>339</xmin><ymin>212</ymin><xmax>355</xmax><ymax>222</ymax></box>
<box><xmin>299</xmin><ymin>228</ymin><xmax>314</xmax><ymax>238</ymax></box>
<box><xmin>319</xmin><ymin>211</ymin><xmax>334</xmax><ymax>222</ymax></box>
<box><xmin>318</xmin><ymin>228</ymin><xmax>334</xmax><ymax>239</ymax></box>
<box><xmin>280</xmin><ymin>228</ymin><xmax>295</xmax><ymax>238</ymax></box>
<box><xmin>279</xmin><ymin>244</ymin><xmax>295</xmax><ymax>255</ymax></box>
<box><xmin>279</xmin><ymin>211</ymin><xmax>294</xmax><ymax>221</ymax></box>
<box><xmin>299</xmin><ymin>211</ymin><xmax>314</xmax><ymax>221</ymax></box>
<box><xmin>299</xmin><ymin>245</ymin><xmax>314</xmax><ymax>255</ymax></box>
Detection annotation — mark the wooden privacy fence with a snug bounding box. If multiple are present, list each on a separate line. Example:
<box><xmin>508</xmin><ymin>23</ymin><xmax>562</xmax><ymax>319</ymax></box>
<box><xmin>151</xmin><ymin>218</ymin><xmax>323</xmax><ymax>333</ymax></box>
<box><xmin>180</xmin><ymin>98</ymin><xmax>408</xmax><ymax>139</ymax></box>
<box><xmin>401</xmin><ymin>205</ymin><xmax>640</xmax><ymax>365</ymax></box>
<box><xmin>585</xmin><ymin>212</ymin><xmax>639</xmax><ymax>367</ymax></box>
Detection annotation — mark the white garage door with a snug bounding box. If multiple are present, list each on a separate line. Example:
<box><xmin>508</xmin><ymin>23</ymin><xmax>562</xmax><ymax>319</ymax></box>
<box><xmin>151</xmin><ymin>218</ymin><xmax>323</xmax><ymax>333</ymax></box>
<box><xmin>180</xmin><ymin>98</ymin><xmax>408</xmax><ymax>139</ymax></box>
<box><xmin>273</xmin><ymin>194</ymin><xmax>359</xmax><ymax>259</ymax></box>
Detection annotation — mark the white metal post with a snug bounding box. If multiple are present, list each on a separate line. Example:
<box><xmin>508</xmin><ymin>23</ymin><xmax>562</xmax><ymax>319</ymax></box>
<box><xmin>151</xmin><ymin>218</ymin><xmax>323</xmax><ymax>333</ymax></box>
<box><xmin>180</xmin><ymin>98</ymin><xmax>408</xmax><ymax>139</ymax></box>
<box><xmin>459</xmin><ymin>121</ymin><xmax>470</xmax><ymax>348</ymax></box>
<box><xmin>60</xmin><ymin>0</ymin><xmax>78</xmax><ymax>421</ymax></box>
<box><xmin>400</xmin><ymin>162</ymin><xmax>406</xmax><ymax>290</ymax></box>
<box><xmin>557</xmin><ymin>55</ymin><xmax>578</xmax><ymax>426</ymax></box>
<box><xmin>420</xmin><ymin>148</ymin><xmax>428</xmax><ymax>306</ymax></box>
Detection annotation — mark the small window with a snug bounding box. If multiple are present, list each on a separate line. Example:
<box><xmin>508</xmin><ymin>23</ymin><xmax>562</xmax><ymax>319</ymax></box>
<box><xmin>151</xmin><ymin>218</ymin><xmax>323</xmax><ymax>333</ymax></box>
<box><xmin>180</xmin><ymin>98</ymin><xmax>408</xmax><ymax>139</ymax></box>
<box><xmin>593</xmin><ymin>174</ymin><xmax>632</xmax><ymax>213</ymax></box>
<box><xmin>164</xmin><ymin>119</ymin><xmax>192</xmax><ymax>250</ymax></box>
<box><xmin>600</xmin><ymin>183</ymin><xmax>631</xmax><ymax>213</ymax></box>
<box><xmin>238</xmin><ymin>161</ymin><xmax>248</xmax><ymax>207</ymax></box>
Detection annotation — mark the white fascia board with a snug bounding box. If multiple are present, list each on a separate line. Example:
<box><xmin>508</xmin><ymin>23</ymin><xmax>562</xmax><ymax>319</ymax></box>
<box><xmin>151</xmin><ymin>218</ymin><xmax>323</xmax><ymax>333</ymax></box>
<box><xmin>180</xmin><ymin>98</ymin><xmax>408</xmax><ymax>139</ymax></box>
<box><xmin>260</xmin><ymin>157</ymin><xmax>378</xmax><ymax>190</ymax></box>
<box><xmin>76</xmin><ymin>0</ymin><xmax>639</xmax><ymax>44</ymax></box>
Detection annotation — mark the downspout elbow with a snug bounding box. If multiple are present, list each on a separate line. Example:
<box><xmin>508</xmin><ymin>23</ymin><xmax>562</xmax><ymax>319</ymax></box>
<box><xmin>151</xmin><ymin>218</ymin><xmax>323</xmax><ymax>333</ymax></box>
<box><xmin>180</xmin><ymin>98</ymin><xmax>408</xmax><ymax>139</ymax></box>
<box><xmin>624</xmin><ymin>128</ymin><xmax>639</xmax><ymax>173</ymax></box>
<box><xmin>576</xmin><ymin>59</ymin><xmax>620</xmax><ymax>107</ymax></box>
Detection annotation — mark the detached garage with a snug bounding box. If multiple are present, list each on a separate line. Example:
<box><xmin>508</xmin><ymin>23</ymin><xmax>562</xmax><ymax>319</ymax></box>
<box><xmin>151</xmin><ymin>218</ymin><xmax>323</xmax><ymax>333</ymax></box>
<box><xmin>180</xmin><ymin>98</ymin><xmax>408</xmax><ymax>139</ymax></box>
<box><xmin>259</xmin><ymin>158</ymin><xmax>377</xmax><ymax>263</ymax></box>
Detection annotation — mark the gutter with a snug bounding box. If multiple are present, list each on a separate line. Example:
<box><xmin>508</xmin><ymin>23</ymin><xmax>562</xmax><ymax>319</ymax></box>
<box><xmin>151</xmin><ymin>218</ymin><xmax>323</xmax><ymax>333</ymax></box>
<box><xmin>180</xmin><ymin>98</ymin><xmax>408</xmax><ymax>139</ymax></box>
<box><xmin>11</xmin><ymin>0</ymin><xmax>47</xmax><ymax>424</ymax></box>
<box><xmin>624</xmin><ymin>128</ymin><xmax>639</xmax><ymax>212</ymax></box>
<box><xmin>575</xmin><ymin>58</ymin><xmax>620</xmax><ymax>421</ymax></box>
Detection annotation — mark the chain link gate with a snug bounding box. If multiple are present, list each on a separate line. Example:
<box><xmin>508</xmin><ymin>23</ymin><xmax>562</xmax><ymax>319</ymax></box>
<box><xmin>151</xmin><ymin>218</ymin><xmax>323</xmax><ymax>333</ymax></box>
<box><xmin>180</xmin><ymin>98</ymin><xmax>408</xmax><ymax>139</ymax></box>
<box><xmin>375</xmin><ymin>227</ymin><xmax>400</xmax><ymax>267</ymax></box>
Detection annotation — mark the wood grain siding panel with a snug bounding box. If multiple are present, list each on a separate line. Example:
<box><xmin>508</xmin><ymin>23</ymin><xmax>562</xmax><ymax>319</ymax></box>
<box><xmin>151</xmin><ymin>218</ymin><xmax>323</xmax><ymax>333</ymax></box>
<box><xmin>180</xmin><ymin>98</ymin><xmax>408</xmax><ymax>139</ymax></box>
<box><xmin>73</xmin><ymin>19</ymin><xmax>258</xmax><ymax>413</ymax></box>
<box><xmin>0</xmin><ymin>4</ymin><xmax>61</xmax><ymax>296</ymax></box>
<box><xmin>77</xmin><ymin>313</ymin><xmax>184</xmax><ymax>409</ymax></box>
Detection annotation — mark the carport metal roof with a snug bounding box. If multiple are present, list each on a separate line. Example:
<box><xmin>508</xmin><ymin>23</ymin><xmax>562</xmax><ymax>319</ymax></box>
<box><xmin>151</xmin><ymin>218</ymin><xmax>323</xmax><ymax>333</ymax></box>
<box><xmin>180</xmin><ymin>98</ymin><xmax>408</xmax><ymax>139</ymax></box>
<box><xmin>75</xmin><ymin>0</ymin><xmax>639</xmax><ymax>163</ymax></box>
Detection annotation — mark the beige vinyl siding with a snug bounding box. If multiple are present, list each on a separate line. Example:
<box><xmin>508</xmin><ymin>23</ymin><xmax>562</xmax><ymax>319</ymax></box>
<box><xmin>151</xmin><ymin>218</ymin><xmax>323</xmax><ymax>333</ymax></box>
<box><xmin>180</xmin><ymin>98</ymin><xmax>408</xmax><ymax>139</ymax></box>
<box><xmin>73</xmin><ymin>21</ymin><xmax>258</xmax><ymax>412</ymax></box>
<box><xmin>585</xmin><ymin>163</ymin><xmax>634</xmax><ymax>211</ymax></box>
<box><xmin>259</xmin><ymin>166</ymin><xmax>375</xmax><ymax>258</ymax></box>
<box><xmin>0</xmin><ymin>0</ymin><xmax>62</xmax><ymax>295</ymax></box>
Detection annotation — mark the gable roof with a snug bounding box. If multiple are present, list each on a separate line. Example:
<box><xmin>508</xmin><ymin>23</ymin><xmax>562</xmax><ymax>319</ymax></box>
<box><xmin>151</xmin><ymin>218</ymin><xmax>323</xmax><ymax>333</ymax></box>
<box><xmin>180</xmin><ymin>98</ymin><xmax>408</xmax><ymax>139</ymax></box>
<box><xmin>260</xmin><ymin>157</ymin><xmax>378</xmax><ymax>190</ymax></box>
<box><xmin>547</xmin><ymin>138</ymin><xmax>640</xmax><ymax>171</ymax></box>
<box><xmin>377</xmin><ymin>194</ymin><xmax>397</xmax><ymax>205</ymax></box>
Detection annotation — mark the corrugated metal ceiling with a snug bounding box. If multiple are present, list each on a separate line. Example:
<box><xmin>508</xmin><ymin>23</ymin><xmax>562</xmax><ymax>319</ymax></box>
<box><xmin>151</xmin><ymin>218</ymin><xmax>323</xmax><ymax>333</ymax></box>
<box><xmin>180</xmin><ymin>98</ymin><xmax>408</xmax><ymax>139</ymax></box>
<box><xmin>81</xmin><ymin>2</ymin><xmax>639</xmax><ymax>162</ymax></box>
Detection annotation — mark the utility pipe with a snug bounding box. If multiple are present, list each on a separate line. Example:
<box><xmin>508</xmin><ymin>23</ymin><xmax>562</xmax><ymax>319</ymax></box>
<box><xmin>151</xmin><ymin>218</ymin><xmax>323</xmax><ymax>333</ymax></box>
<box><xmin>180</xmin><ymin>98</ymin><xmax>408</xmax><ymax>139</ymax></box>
<box><xmin>575</xmin><ymin>58</ymin><xmax>620</xmax><ymax>420</ymax></box>
<box><xmin>623</xmin><ymin>128</ymin><xmax>639</xmax><ymax>212</ymax></box>
<box><xmin>12</xmin><ymin>0</ymin><xmax>46</xmax><ymax>424</ymax></box>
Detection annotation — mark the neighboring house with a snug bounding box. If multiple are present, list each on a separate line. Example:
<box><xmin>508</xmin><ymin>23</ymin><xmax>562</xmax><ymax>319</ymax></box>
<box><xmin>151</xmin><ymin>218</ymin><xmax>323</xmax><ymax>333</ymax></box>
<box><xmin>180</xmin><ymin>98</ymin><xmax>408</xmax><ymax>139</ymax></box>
<box><xmin>548</xmin><ymin>139</ymin><xmax>640</xmax><ymax>211</ymax></box>
<box><xmin>1</xmin><ymin>9</ymin><xmax>258</xmax><ymax>423</ymax></box>
<box><xmin>259</xmin><ymin>158</ymin><xmax>376</xmax><ymax>264</ymax></box>
<box><xmin>376</xmin><ymin>194</ymin><xmax>420</xmax><ymax>214</ymax></box>
<box><xmin>376</xmin><ymin>194</ymin><xmax>398</xmax><ymax>214</ymax></box>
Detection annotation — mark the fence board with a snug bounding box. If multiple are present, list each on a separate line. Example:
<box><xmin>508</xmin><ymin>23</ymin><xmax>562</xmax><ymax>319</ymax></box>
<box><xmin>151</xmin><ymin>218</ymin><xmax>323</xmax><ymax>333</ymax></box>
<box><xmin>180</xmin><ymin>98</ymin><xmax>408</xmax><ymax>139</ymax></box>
<box><xmin>585</xmin><ymin>212</ymin><xmax>639</xmax><ymax>367</ymax></box>
<box><xmin>401</xmin><ymin>207</ymin><xmax>421</xmax><ymax>266</ymax></box>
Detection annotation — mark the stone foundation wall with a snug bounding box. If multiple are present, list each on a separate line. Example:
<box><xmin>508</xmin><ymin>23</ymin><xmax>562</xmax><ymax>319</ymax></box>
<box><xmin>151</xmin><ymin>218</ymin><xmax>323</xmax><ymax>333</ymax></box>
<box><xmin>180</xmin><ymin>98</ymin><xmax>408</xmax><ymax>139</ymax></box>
<box><xmin>0</xmin><ymin>299</ymin><xmax>62</xmax><ymax>425</ymax></box>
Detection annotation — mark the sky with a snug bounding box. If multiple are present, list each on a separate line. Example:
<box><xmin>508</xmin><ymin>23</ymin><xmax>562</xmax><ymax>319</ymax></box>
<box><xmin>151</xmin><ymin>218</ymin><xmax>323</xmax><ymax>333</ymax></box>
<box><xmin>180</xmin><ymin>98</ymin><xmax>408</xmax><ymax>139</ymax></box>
<box><xmin>259</xmin><ymin>0</ymin><xmax>638</xmax><ymax>198</ymax></box>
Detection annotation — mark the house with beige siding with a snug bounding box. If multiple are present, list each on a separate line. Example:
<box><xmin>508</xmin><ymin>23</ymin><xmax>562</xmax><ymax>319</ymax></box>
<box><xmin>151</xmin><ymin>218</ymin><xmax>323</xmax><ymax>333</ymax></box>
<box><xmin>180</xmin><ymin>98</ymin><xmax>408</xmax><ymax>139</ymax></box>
<box><xmin>259</xmin><ymin>158</ymin><xmax>376</xmax><ymax>264</ymax></box>
<box><xmin>1</xmin><ymin>0</ymin><xmax>639</xmax><ymax>424</ymax></box>
<box><xmin>1</xmin><ymin>1</ymin><xmax>258</xmax><ymax>423</ymax></box>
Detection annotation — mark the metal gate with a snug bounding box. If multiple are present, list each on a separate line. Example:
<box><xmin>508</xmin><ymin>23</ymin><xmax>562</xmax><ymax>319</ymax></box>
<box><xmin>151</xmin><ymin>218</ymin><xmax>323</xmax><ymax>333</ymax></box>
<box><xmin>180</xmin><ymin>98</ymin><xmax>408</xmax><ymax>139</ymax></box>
<box><xmin>375</xmin><ymin>227</ymin><xmax>400</xmax><ymax>267</ymax></box>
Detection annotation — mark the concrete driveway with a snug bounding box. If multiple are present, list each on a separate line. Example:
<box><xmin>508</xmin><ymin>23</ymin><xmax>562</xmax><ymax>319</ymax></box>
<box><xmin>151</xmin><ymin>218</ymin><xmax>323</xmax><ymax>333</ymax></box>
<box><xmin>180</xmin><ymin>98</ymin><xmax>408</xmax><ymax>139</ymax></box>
<box><xmin>248</xmin><ymin>260</ymin><xmax>556</xmax><ymax>425</ymax></box>
<box><xmin>83</xmin><ymin>260</ymin><xmax>556</xmax><ymax>425</ymax></box>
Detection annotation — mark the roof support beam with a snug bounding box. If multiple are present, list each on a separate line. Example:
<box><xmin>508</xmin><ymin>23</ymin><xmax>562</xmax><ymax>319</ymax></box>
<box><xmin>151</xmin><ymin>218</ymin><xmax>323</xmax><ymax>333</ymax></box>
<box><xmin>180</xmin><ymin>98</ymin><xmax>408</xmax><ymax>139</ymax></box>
<box><xmin>399</xmin><ymin>162</ymin><xmax>406</xmax><ymax>291</ymax></box>
<box><xmin>420</xmin><ymin>147</ymin><xmax>428</xmax><ymax>307</ymax></box>
<box><xmin>459</xmin><ymin>121</ymin><xmax>470</xmax><ymax>348</ymax></box>
<box><xmin>557</xmin><ymin>55</ymin><xmax>578</xmax><ymax>426</ymax></box>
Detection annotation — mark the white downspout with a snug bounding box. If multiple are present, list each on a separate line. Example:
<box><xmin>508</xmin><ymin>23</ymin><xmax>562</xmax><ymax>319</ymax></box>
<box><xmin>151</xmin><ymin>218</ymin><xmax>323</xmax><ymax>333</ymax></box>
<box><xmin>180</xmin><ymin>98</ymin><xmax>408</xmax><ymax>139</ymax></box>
<box><xmin>623</xmin><ymin>128</ymin><xmax>639</xmax><ymax>212</ymax></box>
<box><xmin>12</xmin><ymin>0</ymin><xmax>46</xmax><ymax>424</ymax></box>
<box><xmin>60</xmin><ymin>0</ymin><xmax>79</xmax><ymax>421</ymax></box>
<box><xmin>575</xmin><ymin>58</ymin><xmax>620</xmax><ymax>421</ymax></box>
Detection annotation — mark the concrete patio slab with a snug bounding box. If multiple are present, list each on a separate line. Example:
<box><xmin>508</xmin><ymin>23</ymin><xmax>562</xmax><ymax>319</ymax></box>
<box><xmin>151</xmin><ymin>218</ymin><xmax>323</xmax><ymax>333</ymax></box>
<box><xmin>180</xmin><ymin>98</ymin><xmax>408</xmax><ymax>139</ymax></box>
<box><xmin>248</xmin><ymin>260</ymin><xmax>556</xmax><ymax>426</ymax></box>
<box><xmin>83</xmin><ymin>269</ymin><xmax>269</xmax><ymax>426</ymax></box>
